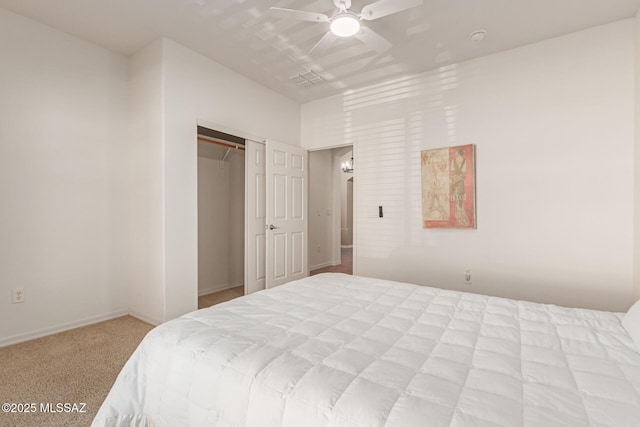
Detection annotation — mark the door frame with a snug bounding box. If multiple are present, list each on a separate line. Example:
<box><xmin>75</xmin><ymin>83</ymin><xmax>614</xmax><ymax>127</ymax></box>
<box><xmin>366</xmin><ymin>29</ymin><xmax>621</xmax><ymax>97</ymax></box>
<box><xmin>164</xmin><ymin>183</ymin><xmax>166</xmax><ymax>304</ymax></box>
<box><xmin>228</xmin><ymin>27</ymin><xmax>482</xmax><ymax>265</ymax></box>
<box><xmin>308</xmin><ymin>144</ymin><xmax>356</xmax><ymax>274</ymax></box>
<box><xmin>196</xmin><ymin>119</ymin><xmax>311</xmax><ymax>295</ymax></box>
<box><xmin>244</xmin><ymin>139</ymin><xmax>266</xmax><ymax>295</ymax></box>
<box><xmin>198</xmin><ymin>120</ymin><xmax>268</xmax><ymax>296</ymax></box>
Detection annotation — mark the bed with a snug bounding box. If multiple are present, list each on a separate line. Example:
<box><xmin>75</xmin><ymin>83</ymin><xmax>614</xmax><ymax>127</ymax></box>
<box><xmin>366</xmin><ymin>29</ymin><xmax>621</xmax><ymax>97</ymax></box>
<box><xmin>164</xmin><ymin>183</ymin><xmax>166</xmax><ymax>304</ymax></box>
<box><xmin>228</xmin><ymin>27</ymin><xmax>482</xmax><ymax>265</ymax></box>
<box><xmin>93</xmin><ymin>273</ymin><xmax>640</xmax><ymax>426</ymax></box>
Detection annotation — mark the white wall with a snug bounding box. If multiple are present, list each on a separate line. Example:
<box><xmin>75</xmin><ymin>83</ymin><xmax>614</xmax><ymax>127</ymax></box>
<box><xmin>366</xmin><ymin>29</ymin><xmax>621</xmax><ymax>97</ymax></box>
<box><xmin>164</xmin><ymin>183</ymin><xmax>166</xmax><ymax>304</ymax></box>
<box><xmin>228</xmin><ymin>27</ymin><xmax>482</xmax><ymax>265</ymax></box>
<box><xmin>635</xmin><ymin>10</ymin><xmax>640</xmax><ymax>303</ymax></box>
<box><xmin>302</xmin><ymin>19</ymin><xmax>636</xmax><ymax>312</ymax></box>
<box><xmin>3</xmin><ymin>4</ymin><xmax>635</xmax><ymax>347</ymax></box>
<box><xmin>0</xmin><ymin>11</ymin><xmax>301</xmax><ymax>341</ymax></box>
<box><xmin>309</xmin><ymin>150</ymin><xmax>333</xmax><ymax>269</ymax></box>
<box><xmin>161</xmin><ymin>39</ymin><xmax>301</xmax><ymax>321</ymax></box>
<box><xmin>0</xmin><ymin>9</ymin><xmax>129</xmax><ymax>344</ymax></box>
<box><xmin>197</xmin><ymin>144</ymin><xmax>244</xmax><ymax>295</ymax></box>
<box><xmin>127</xmin><ymin>39</ymin><xmax>165</xmax><ymax>325</ymax></box>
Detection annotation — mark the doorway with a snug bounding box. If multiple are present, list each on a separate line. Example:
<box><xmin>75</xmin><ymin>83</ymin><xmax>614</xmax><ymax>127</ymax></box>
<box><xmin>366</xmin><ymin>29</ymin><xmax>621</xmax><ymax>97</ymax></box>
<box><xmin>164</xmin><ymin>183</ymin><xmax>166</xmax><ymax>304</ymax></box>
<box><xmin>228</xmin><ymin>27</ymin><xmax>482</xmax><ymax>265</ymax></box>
<box><xmin>309</xmin><ymin>146</ymin><xmax>354</xmax><ymax>276</ymax></box>
<box><xmin>197</xmin><ymin>135</ymin><xmax>245</xmax><ymax>299</ymax></box>
<box><xmin>197</xmin><ymin>124</ymin><xmax>309</xmax><ymax>300</ymax></box>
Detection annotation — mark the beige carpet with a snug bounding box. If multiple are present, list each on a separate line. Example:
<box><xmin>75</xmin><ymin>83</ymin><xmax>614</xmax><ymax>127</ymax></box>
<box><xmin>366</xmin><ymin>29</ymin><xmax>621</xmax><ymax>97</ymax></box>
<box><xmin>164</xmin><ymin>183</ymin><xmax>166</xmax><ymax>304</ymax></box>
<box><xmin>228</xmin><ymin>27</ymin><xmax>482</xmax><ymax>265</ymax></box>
<box><xmin>0</xmin><ymin>316</ymin><xmax>153</xmax><ymax>427</ymax></box>
<box><xmin>0</xmin><ymin>288</ymin><xmax>244</xmax><ymax>427</ymax></box>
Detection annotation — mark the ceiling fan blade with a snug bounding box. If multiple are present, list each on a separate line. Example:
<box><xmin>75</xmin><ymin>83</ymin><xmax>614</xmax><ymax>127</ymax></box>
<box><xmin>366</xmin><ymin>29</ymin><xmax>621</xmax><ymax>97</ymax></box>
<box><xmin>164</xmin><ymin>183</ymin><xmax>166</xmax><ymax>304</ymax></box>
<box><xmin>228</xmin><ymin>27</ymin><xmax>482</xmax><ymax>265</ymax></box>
<box><xmin>360</xmin><ymin>0</ymin><xmax>423</xmax><ymax>21</ymax></box>
<box><xmin>309</xmin><ymin>32</ymin><xmax>338</xmax><ymax>55</ymax></box>
<box><xmin>354</xmin><ymin>26</ymin><xmax>392</xmax><ymax>53</ymax></box>
<box><xmin>270</xmin><ymin>7</ymin><xmax>330</xmax><ymax>23</ymax></box>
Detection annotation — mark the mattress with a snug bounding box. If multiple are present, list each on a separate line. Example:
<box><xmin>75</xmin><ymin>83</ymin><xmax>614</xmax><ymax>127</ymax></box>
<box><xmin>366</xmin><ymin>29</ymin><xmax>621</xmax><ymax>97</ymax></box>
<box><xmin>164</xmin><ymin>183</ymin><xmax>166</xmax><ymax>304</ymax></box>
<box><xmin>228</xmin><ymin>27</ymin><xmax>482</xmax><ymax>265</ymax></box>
<box><xmin>93</xmin><ymin>273</ymin><xmax>640</xmax><ymax>426</ymax></box>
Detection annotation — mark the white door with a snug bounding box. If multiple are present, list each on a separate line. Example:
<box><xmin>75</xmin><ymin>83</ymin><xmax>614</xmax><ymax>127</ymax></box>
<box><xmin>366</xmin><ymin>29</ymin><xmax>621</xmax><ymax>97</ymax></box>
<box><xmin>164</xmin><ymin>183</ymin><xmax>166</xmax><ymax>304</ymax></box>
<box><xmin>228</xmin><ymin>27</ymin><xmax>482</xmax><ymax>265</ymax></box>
<box><xmin>265</xmin><ymin>140</ymin><xmax>308</xmax><ymax>288</ymax></box>
<box><xmin>245</xmin><ymin>140</ymin><xmax>266</xmax><ymax>294</ymax></box>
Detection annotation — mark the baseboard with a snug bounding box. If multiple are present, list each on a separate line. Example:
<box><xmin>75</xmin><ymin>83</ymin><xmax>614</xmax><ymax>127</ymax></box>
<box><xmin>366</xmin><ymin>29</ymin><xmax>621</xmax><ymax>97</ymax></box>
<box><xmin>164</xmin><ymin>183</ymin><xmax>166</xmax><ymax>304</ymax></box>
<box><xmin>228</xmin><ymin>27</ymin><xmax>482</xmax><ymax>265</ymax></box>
<box><xmin>128</xmin><ymin>310</ymin><xmax>161</xmax><ymax>327</ymax></box>
<box><xmin>310</xmin><ymin>261</ymin><xmax>332</xmax><ymax>271</ymax></box>
<box><xmin>0</xmin><ymin>308</ymin><xmax>129</xmax><ymax>348</ymax></box>
<box><xmin>199</xmin><ymin>283</ymin><xmax>241</xmax><ymax>296</ymax></box>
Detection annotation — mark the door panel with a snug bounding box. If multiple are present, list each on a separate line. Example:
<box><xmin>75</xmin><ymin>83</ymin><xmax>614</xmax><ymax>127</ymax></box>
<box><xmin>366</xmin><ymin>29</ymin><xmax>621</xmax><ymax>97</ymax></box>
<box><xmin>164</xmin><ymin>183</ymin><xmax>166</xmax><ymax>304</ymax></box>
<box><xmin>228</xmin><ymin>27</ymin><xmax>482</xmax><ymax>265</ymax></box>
<box><xmin>273</xmin><ymin>149</ymin><xmax>287</xmax><ymax>166</ymax></box>
<box><xmin>256</xmin><ymin>175</ymin><xmax>265</xmax><ymax>219</ymax></box>
<box><xmin>274</xmin><ymin>174</ymin><xmax>287</xmax><ymax>220</ymax></box>
<box><xmin>245</xmin><ymin>140</ymin><xmax>266</xmax><ymax>295</ymax></box>
<box><xmin>266</xmin><ymin>141</ymin><xmax>308</xmax><ymax>288</ymax></box>
<box><xmin>291</xmin><ymin>153</ymin><xmax>304</xmax><ymax>170</ymax></box>
<box><xmin>291</xmin><ymin>232</ymin><xmax>304</xmax><ymax>275</ymax></box>
<box><xmin>273</xmin><ymin>232</ymin><xmax>287</xmax><ymax>279</ymax></box>
<box><xmin>255</xmin><ymin>234</ymin><xmax>265</xmax><ymax>282</ymax></box>
<box><xmin>291</xmin><ymin>176</ymin><xmax>304</xmax><ymax>219</ymax></box>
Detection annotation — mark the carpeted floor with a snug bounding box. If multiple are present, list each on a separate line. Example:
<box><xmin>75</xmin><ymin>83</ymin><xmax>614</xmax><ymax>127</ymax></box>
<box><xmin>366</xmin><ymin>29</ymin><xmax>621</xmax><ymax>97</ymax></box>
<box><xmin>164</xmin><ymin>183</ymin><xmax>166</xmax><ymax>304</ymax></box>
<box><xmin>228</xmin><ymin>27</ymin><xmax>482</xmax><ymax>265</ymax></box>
<box><xmin>0</xmin><ymin>288</ymin><xmax>244</xmax><ymax>427</ymax></box>
<box><xmin>0</xmin><ymin>315</ymin><xmax>153</xmax><ymax>427</ymax></box>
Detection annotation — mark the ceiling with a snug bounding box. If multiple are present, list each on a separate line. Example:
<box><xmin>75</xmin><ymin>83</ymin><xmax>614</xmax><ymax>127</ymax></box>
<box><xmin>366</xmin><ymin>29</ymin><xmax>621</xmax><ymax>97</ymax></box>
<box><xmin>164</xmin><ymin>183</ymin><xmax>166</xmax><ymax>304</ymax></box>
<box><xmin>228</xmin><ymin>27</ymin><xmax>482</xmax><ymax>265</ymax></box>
<box><xmin>1</xmin><ymin>0</ymin><xmax>639</xmax><ymax>103</ymax></box>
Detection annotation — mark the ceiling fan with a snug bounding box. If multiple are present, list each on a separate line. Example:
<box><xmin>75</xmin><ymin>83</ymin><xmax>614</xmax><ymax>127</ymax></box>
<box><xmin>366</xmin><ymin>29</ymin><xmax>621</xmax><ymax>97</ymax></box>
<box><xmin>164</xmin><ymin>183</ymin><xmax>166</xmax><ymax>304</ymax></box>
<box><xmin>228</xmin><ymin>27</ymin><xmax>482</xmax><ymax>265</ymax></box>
<box><xmin>270</xmin><ymin>0</ymin><xmax>423</xmax><ymax>55</ymax></box>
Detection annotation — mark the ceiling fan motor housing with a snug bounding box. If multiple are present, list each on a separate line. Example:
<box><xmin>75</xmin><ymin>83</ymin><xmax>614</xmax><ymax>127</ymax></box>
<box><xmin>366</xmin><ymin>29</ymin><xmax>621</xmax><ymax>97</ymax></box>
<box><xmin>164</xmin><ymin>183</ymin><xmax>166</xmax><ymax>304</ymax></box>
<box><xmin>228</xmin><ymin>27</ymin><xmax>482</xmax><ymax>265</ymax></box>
<box><xmin>271</xmin><ymin>0</ymin><xmax>424</xmax><ymax>55</ymax></box>
<box><xmin>334</xmin><ymin>0</ymin><xmax>352</xmax><ymax>11</ymax></box>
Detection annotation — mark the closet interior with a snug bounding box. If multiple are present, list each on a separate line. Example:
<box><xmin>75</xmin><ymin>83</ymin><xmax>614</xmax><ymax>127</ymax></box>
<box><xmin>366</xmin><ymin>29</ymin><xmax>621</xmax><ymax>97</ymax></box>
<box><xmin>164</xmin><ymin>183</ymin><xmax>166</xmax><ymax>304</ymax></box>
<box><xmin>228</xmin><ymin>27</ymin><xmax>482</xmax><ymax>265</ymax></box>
<box><xmin>197</xmin><ymin>126</ymin><xmax>245</xmax><ymax>297</ymax></box>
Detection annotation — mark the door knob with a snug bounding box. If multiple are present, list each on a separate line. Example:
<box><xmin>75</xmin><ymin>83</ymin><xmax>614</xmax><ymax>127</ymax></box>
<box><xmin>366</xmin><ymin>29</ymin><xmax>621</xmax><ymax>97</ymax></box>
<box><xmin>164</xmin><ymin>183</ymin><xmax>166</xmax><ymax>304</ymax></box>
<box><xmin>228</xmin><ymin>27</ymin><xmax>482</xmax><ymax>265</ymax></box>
<box><xmin>266</xmin><ymin>224</ymin><xmax>279</xmax><ymax>230</ymax></box>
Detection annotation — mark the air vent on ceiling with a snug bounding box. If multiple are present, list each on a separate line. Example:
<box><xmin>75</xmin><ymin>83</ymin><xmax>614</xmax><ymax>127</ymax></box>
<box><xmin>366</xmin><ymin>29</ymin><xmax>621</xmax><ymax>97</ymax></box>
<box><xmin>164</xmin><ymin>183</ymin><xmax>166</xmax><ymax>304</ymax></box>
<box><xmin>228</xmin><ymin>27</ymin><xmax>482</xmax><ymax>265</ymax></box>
<box><xmin>289</xmin><ymin>69</ymin><xmax>326</xmax><ymax>87</ymax></box>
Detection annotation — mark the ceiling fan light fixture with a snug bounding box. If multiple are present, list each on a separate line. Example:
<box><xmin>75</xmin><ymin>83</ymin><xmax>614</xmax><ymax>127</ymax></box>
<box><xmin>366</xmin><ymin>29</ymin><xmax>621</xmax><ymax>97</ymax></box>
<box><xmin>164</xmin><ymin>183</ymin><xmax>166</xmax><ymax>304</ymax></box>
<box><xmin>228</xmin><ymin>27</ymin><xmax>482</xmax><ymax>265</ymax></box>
<box><xmin>330</xmin><ymin>14</ymin><xmax>360</xmax><ymax>37</ymax></box>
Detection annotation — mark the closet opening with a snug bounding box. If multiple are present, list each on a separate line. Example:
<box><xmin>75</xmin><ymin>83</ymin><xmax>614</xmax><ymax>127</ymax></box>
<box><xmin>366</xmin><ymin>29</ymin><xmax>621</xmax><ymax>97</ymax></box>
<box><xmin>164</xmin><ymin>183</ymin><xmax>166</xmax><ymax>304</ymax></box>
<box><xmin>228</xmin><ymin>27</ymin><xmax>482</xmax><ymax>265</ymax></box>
<box><xmin>197</xmin><ymin>126</ymin><xmax>245</xmax><ymax>307</ymax></box>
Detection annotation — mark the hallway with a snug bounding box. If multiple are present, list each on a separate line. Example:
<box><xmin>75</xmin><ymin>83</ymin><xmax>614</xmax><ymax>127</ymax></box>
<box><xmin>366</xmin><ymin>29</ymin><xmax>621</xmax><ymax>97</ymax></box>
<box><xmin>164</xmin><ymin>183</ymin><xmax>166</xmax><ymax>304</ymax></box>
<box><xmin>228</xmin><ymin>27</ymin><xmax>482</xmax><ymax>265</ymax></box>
<box><xmin>310</xmin><ymin>248</ymin><xmax>352</xmax><ymax>276</ymax></box>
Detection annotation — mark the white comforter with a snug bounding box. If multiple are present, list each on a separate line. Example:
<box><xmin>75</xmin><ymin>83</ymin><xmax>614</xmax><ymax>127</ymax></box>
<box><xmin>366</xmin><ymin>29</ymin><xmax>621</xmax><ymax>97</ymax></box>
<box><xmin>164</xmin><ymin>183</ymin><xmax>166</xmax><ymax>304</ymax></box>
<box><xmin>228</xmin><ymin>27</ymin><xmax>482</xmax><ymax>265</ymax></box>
<box><xmin>93</xmin><ymin>274</ymin><xmax>640</xmax><ymax>426</ymax></box>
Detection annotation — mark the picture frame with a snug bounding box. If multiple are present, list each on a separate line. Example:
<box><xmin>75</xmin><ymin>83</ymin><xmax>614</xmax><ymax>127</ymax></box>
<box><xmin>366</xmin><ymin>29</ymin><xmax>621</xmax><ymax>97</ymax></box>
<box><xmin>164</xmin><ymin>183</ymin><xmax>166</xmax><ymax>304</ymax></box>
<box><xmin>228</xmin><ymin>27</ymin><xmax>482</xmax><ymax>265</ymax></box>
<box><xmin>421</xmin><ymin>144</ymin><xmax>476</xmax><ymax>229</ymax></box>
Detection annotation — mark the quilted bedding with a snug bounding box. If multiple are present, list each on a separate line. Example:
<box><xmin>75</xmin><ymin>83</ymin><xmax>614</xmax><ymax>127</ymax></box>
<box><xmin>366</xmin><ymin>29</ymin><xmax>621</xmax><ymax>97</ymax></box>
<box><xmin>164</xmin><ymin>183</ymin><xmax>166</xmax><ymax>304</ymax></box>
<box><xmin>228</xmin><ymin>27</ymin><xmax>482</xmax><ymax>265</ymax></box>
<box><xmin>93</xmin><ymin>273</ymin><xmax>640</xmax><ymax>426</ymax></box>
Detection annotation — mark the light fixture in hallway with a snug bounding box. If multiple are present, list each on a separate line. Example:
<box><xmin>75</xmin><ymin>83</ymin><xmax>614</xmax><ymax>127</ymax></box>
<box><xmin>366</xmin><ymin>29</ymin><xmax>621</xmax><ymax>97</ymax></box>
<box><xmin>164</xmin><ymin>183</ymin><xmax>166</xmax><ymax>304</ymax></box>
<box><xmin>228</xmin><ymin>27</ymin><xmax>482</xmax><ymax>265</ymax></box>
<box><xmin>342</xmin><ymin>156</ymin><xmax>353</xmax><ymax>173</ymax></box>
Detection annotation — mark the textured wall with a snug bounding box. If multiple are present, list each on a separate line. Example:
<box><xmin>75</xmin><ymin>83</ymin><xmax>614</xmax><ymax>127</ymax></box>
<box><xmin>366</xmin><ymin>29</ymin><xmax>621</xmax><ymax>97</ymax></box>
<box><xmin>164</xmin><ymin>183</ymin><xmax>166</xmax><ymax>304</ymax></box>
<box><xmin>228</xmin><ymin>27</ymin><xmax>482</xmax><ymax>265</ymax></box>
<box><xmin>302</xmin><ymin>20</ymin><xmax>636</xmax><ymax>311</ymax></box>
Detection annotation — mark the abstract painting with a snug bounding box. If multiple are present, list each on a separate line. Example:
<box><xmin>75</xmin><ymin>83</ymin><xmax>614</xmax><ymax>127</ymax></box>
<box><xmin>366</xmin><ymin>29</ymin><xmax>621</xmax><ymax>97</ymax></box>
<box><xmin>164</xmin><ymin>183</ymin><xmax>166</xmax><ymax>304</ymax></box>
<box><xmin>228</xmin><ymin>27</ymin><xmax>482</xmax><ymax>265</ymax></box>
<box><xmin>421</xmin><ymin>144</ymin><xmax>476</xmax><ymax>229</ymax></box>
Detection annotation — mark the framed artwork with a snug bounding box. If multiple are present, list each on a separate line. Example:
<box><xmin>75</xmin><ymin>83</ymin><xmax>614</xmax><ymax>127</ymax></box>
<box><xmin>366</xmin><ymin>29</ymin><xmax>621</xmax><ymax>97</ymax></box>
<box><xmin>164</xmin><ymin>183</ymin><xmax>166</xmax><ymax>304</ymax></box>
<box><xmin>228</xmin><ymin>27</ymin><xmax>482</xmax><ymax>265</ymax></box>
<box><xmin>421</xmin><ymin>144</ymin><xmax>476</xmax><ymax>229</ymax></box>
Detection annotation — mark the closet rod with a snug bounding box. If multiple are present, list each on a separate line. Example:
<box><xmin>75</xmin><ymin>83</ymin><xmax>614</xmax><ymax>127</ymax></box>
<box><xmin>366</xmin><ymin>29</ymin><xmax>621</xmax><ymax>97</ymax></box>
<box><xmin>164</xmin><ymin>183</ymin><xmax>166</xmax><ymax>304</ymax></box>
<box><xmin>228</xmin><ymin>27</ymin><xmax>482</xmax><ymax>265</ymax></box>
<box><xmin>198</xmin><ymin>136</ymin><xmax>246</xmax><ymax>151</ymax></box>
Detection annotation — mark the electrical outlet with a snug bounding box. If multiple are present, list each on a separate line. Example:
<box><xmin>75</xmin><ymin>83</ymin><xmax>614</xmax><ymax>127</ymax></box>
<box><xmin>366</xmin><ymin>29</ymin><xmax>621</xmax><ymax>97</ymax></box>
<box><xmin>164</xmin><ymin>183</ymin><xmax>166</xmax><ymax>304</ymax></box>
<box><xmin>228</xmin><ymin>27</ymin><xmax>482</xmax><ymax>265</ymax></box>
<box><xmin>464</xmin><ymin>269</ymin><xmax>472</xmax><ymax>285</ymax></box>
<box><xmin>12</xmin><ymin>288</ymin><xmax>24</xmax><ymax>304</ymax></box>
